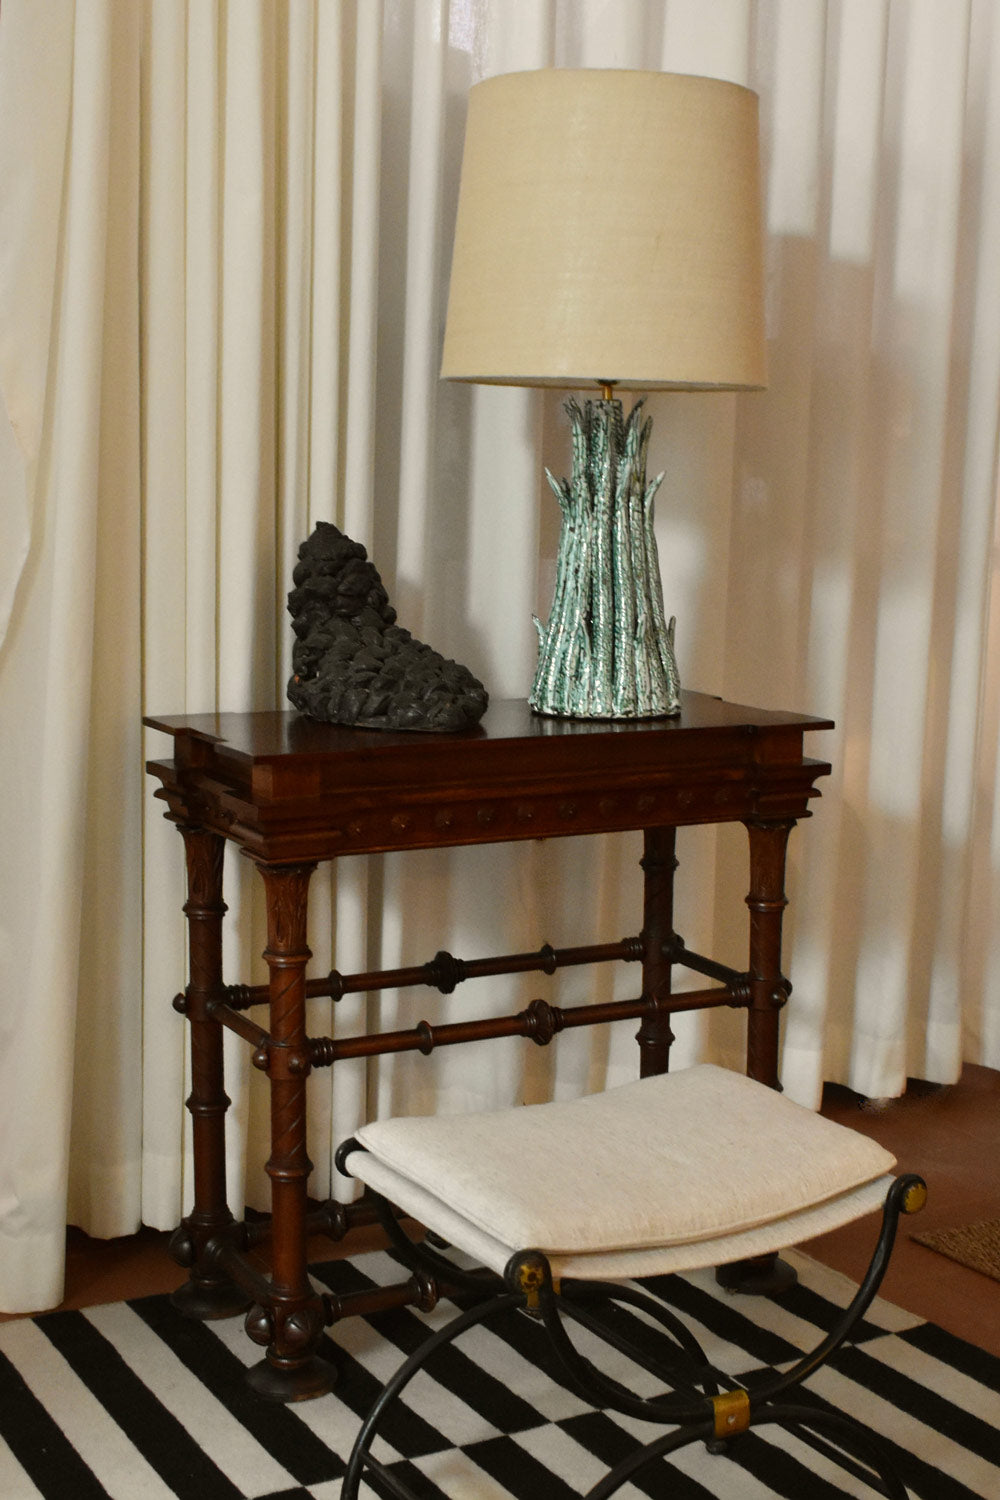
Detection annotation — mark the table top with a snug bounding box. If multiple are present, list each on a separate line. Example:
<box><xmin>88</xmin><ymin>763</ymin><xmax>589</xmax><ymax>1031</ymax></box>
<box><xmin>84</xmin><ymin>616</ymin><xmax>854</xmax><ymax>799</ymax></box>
<box><xmin>145</xmin><ymin>691</ymin><xmax>832</xmax><ymax>756</ymax></box>
<box><xmin>144</xmin><ymin>693</ymin><xmax>833</xmax><ymax>861</ymax></box>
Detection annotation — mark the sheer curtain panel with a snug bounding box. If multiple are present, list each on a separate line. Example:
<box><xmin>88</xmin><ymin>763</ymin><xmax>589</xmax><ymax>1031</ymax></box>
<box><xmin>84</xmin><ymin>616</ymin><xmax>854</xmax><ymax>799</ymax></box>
<box><xmin>1</xmin><ymin>0</ymin><xmax>999</xmax><ymax>1315</ymax></box>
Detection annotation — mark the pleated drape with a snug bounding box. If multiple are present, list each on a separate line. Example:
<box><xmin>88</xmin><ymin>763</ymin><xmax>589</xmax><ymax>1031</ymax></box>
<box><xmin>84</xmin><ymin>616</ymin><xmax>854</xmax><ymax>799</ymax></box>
<box><xmin>1</xmin><ymin>0</ymin><xmax>999</xmax><ymax>1313</ymax></box>
<box><xmin>0</xmin><ymin>0</ymin><xmax>144</xmax><ymax>1308</ymax></box>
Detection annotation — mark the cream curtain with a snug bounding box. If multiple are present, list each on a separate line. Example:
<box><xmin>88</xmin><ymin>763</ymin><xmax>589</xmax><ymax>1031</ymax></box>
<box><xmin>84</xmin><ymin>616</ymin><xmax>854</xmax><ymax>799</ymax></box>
<box><xmin>1</xmin><ymin>0</ymin><xmax>999</xmax><ymax>1314</ymax></box>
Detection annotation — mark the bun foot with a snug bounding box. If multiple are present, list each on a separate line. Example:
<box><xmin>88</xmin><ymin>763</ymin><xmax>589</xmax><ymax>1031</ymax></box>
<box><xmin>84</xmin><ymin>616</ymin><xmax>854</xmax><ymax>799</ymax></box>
<box><xmin>715</xmin><ymin>1252</ymin><xmax>798</xmax><ymax>1298</ymax></box>
<box><xmin>245</xmin><ymin>1348</ymin><xmax>338</xmax><ymax>1402</ymax></box>
<box><xmin>171</xmin><ymin>1276</ymin><xmax>253</xmax><ymax>1321</ymax></box>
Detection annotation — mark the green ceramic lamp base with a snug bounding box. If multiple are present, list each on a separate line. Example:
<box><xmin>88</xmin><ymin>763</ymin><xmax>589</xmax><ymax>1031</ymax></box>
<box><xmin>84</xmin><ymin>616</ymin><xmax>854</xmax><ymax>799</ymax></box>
<box><xmin>529</xmin><ymin>396</ymin><xmax>682</xmax><ymax>720</ymax></box>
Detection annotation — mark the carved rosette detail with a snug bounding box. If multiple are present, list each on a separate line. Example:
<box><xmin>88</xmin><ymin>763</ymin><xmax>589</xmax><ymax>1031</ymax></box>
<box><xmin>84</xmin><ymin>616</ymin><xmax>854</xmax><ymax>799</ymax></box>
<box><xmin>273</xmin><ymin>1304</ymin><xmax>323</xmax><ymax>1356</ymax></box>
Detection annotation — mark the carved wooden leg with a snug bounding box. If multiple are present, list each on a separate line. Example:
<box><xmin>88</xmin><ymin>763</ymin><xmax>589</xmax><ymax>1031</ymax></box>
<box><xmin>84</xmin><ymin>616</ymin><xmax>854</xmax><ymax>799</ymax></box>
<box><xmin>245</xmin><ymin>861</ymin><xmax>335</xmax><ymax>1401</ymax></box>
<box><xmin>743</xmin><ymin>817</ymin><xmax>795</xmax><ymax>1089</ymax></box>
<box><xmin>636</xmin><ymin>826</ymin><xmax>678</xmax><ymax>1077</ymax></box>
<box><xmin>170</xmin><ymin>826</ymin><xmax>250</xmax><ymax>1319</ymax></box>
<box><xmin>717</xmin><ymin>816</ymin><xmax>797</xmax><ymax>1297</ymax></box>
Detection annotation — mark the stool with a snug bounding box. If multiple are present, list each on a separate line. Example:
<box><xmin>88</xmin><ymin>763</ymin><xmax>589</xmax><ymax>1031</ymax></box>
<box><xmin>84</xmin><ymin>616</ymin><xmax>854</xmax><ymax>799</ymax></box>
<box><xmin>337</xmin><ymin>1063</ymin><xmax>926</xmax><ymax>1499</ymax></box>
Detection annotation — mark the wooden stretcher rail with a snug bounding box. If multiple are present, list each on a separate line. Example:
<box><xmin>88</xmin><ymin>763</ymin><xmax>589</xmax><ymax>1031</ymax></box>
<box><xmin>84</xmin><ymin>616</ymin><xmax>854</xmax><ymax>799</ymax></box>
<box><xmin>305</xmin><ymin>987</ymin><xmax>748</xmax><ymax>1065</ymax></box>
<box><xmin>208</xmin><ymin>984</ymin><xmax>750</xmax><ymax>1066</ymax></box>
<box><xmin>220</xmin><ymin>936</ymin><xmax>645</xmax><ymax>1010</ymax></box>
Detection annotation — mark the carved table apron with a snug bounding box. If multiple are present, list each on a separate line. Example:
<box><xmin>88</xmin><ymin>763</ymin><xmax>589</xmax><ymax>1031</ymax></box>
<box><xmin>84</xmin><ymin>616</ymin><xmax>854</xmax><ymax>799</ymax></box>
<box><xmin>144</xmin><ymin>692</ymin><xmax>832</xmax><ymax>1401</ymax></box>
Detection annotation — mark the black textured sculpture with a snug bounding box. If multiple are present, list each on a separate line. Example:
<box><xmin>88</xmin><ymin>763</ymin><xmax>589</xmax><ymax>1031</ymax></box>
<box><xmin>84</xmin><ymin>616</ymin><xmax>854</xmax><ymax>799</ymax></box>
<box><xmin>286</xmin><ymin>522</ymin><xmax>488</xmax><ymax>732</ymax></box>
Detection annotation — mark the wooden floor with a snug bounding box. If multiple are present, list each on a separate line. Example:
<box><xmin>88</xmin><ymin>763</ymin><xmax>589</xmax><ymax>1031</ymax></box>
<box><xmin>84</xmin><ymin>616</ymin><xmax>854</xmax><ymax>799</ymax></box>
<box><xmin>807</xmin><ymin>1061</ymin><xmax>1000</xmax><ymax>1357</ymax></box>
<box><xmin>4</xmin><ymin>1064</ymin><xmax>999</xmax><ymax>1357</ymax></box>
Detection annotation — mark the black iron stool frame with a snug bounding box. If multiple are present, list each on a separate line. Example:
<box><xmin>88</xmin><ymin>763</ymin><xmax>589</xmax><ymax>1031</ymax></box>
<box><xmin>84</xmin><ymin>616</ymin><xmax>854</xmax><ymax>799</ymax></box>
<box><xmin>336</xmin><ymin>1150</ymin><xmax>927</xmax><ymax>1500</ymax></box>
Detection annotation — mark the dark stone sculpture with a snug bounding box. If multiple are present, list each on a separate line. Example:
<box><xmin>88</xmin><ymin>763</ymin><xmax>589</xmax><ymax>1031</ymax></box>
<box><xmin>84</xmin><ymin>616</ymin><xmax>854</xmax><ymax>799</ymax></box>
<box><xmin>286</xmin><ymin>522</ymin><xmax>488</xmax><ymax>732</ymax></box>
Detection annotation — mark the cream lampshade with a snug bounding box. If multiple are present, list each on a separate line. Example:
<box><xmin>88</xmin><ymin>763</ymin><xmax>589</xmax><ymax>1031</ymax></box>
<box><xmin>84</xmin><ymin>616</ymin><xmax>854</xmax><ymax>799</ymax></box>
<box><xmin>441</xmin><ymin>68</ymin><xmax>767</xmax><ymax>719</ymax></box>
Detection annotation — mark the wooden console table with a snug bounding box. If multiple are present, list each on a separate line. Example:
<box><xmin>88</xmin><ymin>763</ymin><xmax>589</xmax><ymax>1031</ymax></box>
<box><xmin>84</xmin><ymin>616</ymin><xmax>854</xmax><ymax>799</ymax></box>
<box><xmin>144</xmin><ymin>691</ymin><xmax>832</xmax><ymax>1400</ymax></box>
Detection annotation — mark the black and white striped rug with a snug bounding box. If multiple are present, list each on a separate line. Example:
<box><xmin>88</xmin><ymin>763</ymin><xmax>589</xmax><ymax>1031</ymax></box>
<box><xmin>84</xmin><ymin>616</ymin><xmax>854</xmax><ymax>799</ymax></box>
<box><xmin>1</xmin><ymin>1248</ymin><xmax>997</xmax><ymax>1499</ymax></box>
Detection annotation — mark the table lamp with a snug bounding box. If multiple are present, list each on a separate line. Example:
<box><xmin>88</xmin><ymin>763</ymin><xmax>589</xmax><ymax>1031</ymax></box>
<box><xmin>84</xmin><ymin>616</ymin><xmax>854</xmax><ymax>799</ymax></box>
<box><xmin>441</xmin><ymin>69</ymin><xmax>767</xmax><ymax>719</ymax></box>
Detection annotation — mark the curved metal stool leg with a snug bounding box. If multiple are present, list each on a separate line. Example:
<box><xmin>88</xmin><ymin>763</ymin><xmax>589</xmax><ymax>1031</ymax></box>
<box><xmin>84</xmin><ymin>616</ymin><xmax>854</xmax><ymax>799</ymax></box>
<box><xmin>773</xmin><ymin>1406</ymin><xmax>909</xmax><ymax>1500</ymax></box>
<box><xmin>343</xmin><ymin>1175</ymin><xmax>926</xmax><ymax>1498</ymax></box>
<box><xmin>341</xmin><ymin>1290</ymin><xmax>521</xmax><ymax>1499</ymax></box>
<box><xmin>561</xmin><ymin>1279</ymin><xmax>724</xmax><ymax>1394</ymax></box>
<box><xmin>581</xmin><ymin>1176</ymin><xmax>927</xmax><ymax>1498</ymax></box>
<box><xmin>584</xmin><ymin>1405</ymin><xmax>908</xmax><ymax>1500</ymax></box>
<box><xmin>510</xmin><ymin>1253</ymin><xmax>714</xmax><ymax>1427</ymax></box>
<box><xmin>756</xmin><ymin>1175</ymin><xmax>927</xmax><ymax>1405</ymax></box>
<box><xmin>584</xmin><ymin>1420</ymin><xmax>714</xmax><ymax>1500</ymax></box>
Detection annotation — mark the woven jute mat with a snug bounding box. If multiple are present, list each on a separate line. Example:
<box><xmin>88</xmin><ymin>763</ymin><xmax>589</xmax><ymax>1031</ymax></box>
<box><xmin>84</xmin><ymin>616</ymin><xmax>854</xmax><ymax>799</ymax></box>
<box><xmin>913</xmin><ymin>1217</ymin><xmax>1000</xmax><ymax>1282</ymax></box>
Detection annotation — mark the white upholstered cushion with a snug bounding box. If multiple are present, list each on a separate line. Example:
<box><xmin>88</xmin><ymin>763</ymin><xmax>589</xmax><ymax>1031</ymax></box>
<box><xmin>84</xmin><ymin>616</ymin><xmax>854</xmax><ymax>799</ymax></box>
<box><xmin>350</xmin><ymin>1153</ymin><xmax>895</xmax><ymax>1280</ymax></box>
<box><xmin>349</xmin><ymin>1064</ymin><xmax>895</xmax><ymax>1277</ymax></box>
